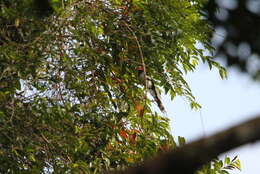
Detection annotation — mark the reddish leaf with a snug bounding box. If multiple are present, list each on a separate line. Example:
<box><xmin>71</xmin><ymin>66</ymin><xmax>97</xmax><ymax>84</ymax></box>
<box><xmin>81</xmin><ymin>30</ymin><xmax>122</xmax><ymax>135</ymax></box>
<box><xmin>119</xmin><ymin>130</ymin><xmax>128</xmax><ymax>139</ymax></box>
<box><xmin>133</xmin><ymin>129</ymin><xmax>141</xmax><ymax>134</ymax></box>
<box><xmin>129</xmin><ymin>133</ymin><xmax>137</xmax><ymax>144</ymax></box>
<box><xmin>112</xmin><ymin>77</ymin><xmax>123</xmax><ymax>83</ymax></box>
<box><xmin>135</xmin><ymin>102</ymin><xmax>143</xmax><ymax>111</ymax></box>
<box><xmin>139</xmin><ymin>107</ymin><xmax>145</xmax><ymax>118</ymax></box>
<box><xmin>134</xmin><ymin>102</ymin><xmax>145</xmax><ymax>118</ymax></box>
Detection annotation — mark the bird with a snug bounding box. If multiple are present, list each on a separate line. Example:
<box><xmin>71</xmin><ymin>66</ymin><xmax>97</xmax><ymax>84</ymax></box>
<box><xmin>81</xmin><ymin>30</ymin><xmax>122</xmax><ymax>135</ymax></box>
<box><xmin>136</xmin><ymin>66</ymin><xmax>166</xmax><ymax>113</ymax></box>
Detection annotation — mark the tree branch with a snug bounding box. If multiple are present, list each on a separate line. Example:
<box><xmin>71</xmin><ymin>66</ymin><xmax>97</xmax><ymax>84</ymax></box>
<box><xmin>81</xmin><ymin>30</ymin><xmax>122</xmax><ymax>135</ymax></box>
<box><xmin>112</xmin><ymin>116</ymin><xmax>260</xmax><ymax>174</ymax></box>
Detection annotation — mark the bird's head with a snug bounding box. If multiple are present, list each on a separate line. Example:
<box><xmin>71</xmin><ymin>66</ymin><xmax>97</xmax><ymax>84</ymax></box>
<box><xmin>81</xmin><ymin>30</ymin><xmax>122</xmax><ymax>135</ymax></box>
<box><xmin>136</xmin><ymin>66</ymin><xmax>144</xmax><ymax>72</ymax></box>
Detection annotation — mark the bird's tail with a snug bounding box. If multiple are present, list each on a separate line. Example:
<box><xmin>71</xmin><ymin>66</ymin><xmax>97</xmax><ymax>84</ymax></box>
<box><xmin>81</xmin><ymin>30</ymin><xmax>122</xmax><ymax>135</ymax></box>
<box><xmin>155</xmin><ymin>97</ymin><xmax>166</xmax><ymax>113</ymax></box>
<box><xmin>149</xmin><ymin>88</ymin><xmax>166</xmax><ymax>113</ymax></box>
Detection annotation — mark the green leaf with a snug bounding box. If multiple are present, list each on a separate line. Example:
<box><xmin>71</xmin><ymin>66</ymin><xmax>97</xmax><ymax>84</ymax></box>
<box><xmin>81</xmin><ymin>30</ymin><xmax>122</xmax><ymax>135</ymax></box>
<box><xmin>178</xmin><ymin>136</ymin><xmax>186</xmax><ymax>146</ymax></box>
<box><xmin>224</xmin><ymin>157</ymin><xmax>230</xmax><ymax>165</ymax></box>
<box><xmin>28</xmin><ymin>154</ymin><xmax>36</xmax><ymax>162</ymax></box>
<box><xmin>219</xmin><ymin>68</ymin><xmax>227</xmax><ymax>79</ymax></box>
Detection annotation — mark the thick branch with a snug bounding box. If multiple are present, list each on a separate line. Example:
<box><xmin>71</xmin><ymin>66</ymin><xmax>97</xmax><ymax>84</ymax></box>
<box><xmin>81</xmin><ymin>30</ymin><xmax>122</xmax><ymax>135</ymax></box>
<box><xmin>113</xmin><ymin>116</ymin><xmax>260</xmax><ymax>174</ymax></box>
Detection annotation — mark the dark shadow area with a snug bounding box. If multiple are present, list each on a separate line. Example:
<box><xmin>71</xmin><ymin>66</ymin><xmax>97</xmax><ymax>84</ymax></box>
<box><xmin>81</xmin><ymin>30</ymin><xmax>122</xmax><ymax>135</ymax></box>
<box><xmin>205</xmin><ymin>0</ymin><xmax>260</xmax><ymax>79</ymax></box>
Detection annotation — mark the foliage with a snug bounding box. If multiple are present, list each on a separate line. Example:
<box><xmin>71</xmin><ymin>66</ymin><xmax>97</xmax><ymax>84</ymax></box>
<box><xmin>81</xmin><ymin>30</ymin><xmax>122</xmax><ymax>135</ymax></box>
<box><xmin>197</xmin><ymin>156</ymin><xmax>241</xmax><ymax>174</ymax></box>
<box><xmin>0</xmin><ymin>0</ymin><xmax>236</xmax><ymax>173</ymax></box>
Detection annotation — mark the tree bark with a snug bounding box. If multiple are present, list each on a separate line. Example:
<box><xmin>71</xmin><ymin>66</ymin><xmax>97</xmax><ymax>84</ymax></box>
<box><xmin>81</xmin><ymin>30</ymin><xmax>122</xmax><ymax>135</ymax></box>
<box><xmin>112</xmin><ymin>116</ymin><xmax>260</xmax><ymax>174</ymax></box>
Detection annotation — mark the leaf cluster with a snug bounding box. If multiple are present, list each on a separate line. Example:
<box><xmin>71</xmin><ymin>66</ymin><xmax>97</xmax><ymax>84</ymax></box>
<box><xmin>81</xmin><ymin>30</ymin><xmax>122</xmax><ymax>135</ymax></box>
<box><xmin>197</xmin><ymin>156</ymin><xmax>241</xmax><ymax>174</ymax></box>
<box><xmin>0</xmin><ymin>0</ymin><xmax>231</xmax><ymax>173</ymax></box>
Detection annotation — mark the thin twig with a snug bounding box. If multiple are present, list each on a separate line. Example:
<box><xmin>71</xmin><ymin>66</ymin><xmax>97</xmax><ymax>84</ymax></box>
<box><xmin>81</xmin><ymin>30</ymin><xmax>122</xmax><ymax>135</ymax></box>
<box><xmin>41</xmin><ymin>133</ymin><xmax>51</xmax><ymax>144</ymax></box>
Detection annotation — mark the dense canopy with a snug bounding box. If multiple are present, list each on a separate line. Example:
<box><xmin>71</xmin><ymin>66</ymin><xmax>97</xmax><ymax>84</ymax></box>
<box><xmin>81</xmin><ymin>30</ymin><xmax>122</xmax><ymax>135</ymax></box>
<box><xmin>0</xmin><ymin>0</ymin><xmax>239</xmax><ymax>173</ymax></box>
